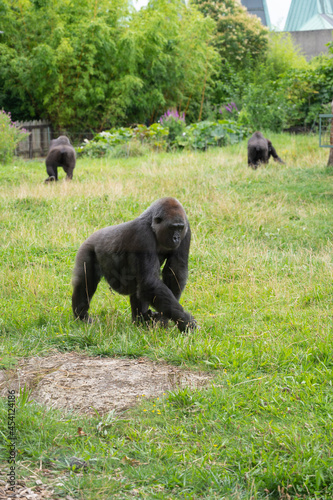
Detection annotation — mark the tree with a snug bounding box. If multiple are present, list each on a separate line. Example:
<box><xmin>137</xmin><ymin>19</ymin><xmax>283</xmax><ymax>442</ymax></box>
<box><xmin>192</xmin><ymin>0</ymin><xmax>268</xmax><ymax>70</ymax></box>
<box><xmin>120</xmin><ymin>0</ymin><xmax>217</xmax><ymax>124</ymax></box>
<box><xmin>0</xmin><ymin>0</ymin><xmax>135</xmax><ymax>131</ymax></box>
<box><xmin>0</xmin><ymin>0</ymin><xmax>217</xmax><ymax>130</ymax></box>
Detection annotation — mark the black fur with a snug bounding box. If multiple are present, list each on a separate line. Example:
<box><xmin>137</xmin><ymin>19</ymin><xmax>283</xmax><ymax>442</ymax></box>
<box><xmin>72</xmin><ymin>197</ymin><xmax>196</xmax><ymax>332</ymax></box>
<box><xmin>45</xmin><ymin>135</ymin><xmax>76</xmax><ymax>182</ymax></box>
<box><xmin>248</xmin><ymin>132</ymin><xmax>284</xmax><ymax>169</ymax></box>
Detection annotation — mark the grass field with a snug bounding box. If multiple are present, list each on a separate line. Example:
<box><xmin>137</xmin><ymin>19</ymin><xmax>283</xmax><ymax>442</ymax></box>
<box><xmin>1</xmin><ymin>133</ymin><xmax>333</xmax><ymax>499</ymax></box>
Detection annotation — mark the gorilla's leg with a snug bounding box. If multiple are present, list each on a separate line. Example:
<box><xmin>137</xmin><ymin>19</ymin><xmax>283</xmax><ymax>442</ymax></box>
<box><xmin>65</xmin><ymin>168</ymin><xmax>74</xmax><ymax>180</ymax></box>
<box><xmin>63</xmin><ymin>153</ymin><xmax>76</xmax><ymax>180</ymax></box>
<box><xmin>248</xmin><ymin>148</ymin><xmax>259</xmax><ymax>169</ymax></box>
<box><xmin>45</xmin><ymin>164</ymin><xmax>58</xmax><ymax>182</ymax></box>
<box><xmin>130</xmin><ymin>294</ymin><xmax>150</xmax><ymax>323</ymax></box>
<box><xmin>72</xmin><ymin>254</ymin><xmax>101</xmax><ymax>321</ymax></box>
<box><xmin>130</xmin><ymin>294</ymin><xmax>168</xmax><ymax>326</ymax></box>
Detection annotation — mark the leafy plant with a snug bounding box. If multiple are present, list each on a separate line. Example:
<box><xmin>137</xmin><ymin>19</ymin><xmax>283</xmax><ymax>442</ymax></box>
<box><xmin>265</xmin><ymin>32</ymin><xmax>308</xmax><ymax>78</ymax></box>
<box><xmin>77</xmin><ymin>124</ymin><xmax>170</xmax><ymax>157</ymax></box>
<box><xmin>217</xmin><ymin>101</ymin><xmax>239</xmax><ymax>121</ymax></box>
<box><xmin>109</xmin><ymin>139</ymin><xmax>151</xmax><ymax>158</ymax></box>
<box><xmin>280</xmin><ymin>55</ymin><xmax>333</xmax><ymax>128</ymax></box>
<box><xmin>0</xmin><ymin>110</ymin><xmax>29</xmax><ymax>164</ymax></box>
<box><xmin>135</xmin><ymin>123</ymin><xmax>169</xmax><ymax>150</ymax></box>
<box><xmin>179</xmin><ymin>119</ymin><xmax>247</xmax><ymax>149</ymax></box>
<box><xmin>159</xmin><ymin>108</ymin><xmax>186</xmax><ymax>147</ymax></box>
<box><xmin>238</xmin><ymin>82</ymin><xmax>289</xmax><ymax>132</ymax></box>
<box><xmin>77</xmin><ymin>119</ymin><xmax>247</xmax><ymax>157</ymax></box>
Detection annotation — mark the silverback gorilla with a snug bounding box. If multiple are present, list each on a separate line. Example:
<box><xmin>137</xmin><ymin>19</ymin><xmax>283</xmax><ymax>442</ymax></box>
<box><xmin>247</xmin><ymin>132</ymin><xmax>284</xmax><ymax>169</ymax></box>
<box><xmin>72</xmin><ymin>197</ymin><xmax>196</xmax><ymax>332</ymax></box>
<box><xmin>45</xmin><ymin>135</ymin><xmax>76</xmax><ymax>182</ymax></box>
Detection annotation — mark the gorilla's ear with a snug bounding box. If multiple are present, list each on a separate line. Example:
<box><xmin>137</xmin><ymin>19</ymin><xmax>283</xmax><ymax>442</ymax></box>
<box><xmin>151</xmin><ymin>216</ymin><xmax>163</xmax><ymax>234</ymax></box>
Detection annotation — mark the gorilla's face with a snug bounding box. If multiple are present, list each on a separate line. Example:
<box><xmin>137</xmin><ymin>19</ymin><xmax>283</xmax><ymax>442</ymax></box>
<box><xmin>153</xmin><ymin>216</ymin><xmax>187</xmax><ymax>251</ymax></box>
<box><xmin>151</xmin><ymin>197</ymin><xmax>188</xmax><ymax>251</ymax></box>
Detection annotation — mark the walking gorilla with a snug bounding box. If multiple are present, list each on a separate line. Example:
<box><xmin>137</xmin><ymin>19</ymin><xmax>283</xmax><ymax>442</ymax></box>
<box><xmin>72</xmin><ymin>197</ymin><xmax>196</xmax><ymax>332</ymax></box>
<box><xmin>45</xmin><ymin>135</ymin><xmax>76</xmax><ymax>182</ymax></box>
<box><xmin>248</xmin><ymin>132</ymin><xmax>284</xmax><ymax>169</ymax></box>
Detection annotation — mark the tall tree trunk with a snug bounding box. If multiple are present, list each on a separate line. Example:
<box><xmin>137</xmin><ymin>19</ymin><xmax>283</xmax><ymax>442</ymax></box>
<box><xmin>328</xmin><ymin>99</ymin><xmax>333</xmax><ymax>166</ymax></box>
<box><xmin>198</xmin><ymin>62</ymin><xmax>208</xmax><ymax>123</ymax></box>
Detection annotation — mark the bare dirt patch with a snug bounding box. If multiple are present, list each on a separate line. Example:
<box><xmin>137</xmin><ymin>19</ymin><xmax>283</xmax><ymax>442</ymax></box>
<box><xmin>0</xmin><ymin>352</ymin><xmax>212</xmax><ymax>415</ymax></box>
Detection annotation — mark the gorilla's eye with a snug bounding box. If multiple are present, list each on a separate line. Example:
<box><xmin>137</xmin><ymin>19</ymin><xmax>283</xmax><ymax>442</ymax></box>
<box><xmin>154</xmin><ymin>217</ymin><xmax>163</xmax><ymax>224</ymax></box>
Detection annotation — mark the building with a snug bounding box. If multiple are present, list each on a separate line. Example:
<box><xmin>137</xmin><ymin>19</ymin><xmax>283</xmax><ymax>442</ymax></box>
<box><xmin>285</xmin><ymin>0</ymin><xmax>333</xmax><ymax>31</ymax></box>
<box><xmin>284</xmin><ymin>0</ymin><xmax>333</xmax><ymax>60</ymax></box>
<box><xmin>240</xmin><ymin>0</ymin><xmax>271</xmax><ymax>27</ymax></box>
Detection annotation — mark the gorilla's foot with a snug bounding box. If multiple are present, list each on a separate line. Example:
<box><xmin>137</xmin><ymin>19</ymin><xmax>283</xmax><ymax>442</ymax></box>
<box><xmin>44</xmin><ymin>176</ymin><xmax>56</xmax><ymax>183</ymax></box>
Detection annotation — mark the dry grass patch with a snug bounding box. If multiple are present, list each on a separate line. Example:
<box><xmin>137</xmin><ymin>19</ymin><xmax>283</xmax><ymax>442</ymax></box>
<box><xmin>0</xmin><ymin>353</ymin><xmax>213</xmax><ymax>415</ymax></box>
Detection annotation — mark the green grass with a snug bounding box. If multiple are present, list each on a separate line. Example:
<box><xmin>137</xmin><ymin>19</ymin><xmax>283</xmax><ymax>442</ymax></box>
<box><xmin>1</xmin><ymin>133</ymin><xmax>333</xmax><ymax>498</ymax></box>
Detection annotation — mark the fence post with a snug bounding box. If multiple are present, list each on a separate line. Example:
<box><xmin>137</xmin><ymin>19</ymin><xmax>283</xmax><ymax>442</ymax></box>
<box><xmin>15</xmin><ymin>120</ymin><xmax>52</xmax><ymax>158</ymax></box>
<box><xmin>328</xmin><ymin>99</ymin><xmax>333</xmax><ymax>166</ymax></box>
<box><xmin>29</xmin><ymin>131</ymin><xmax>33</xmax><ymax>159</ymax></box>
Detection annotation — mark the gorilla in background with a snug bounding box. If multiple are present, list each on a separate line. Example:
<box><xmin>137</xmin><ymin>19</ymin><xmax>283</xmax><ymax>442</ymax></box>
<box><xmin>45</xmin><ymin>135</ymin><xmax>76</xmax><ymax>182</ymax></box>
<box><xmin>72</xmin><ymin>197</ymin><xmax>196</xmax><ymax>332</ymax></box>
<box><xmin>248</xmin><ymin>132</ymin><xmax>285</xmax><ymax>169</ymax></box>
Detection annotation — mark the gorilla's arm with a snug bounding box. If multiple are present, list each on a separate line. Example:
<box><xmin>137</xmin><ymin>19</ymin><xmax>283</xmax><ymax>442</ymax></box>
<box><xmin>162</xmin><ymin>227</ymin><xmax>190</xmax><ymax>300</ymax></box>
<box><xmin>268</xmin><ymin>142</ymin><xmax>285</xmax><ymax>164</ymax></box>
<box><xmin>137</xmin><ymin>252</ymin><xmax>195</xmax><ymax>331</ymax></box>
<box><xmin>72</xmin><ymin>244</ymin><xmax>102</xmax><ymax>321</ymax></box>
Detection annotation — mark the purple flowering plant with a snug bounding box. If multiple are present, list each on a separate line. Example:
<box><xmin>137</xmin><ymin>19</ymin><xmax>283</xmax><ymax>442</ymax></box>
<box><xmin>159</xmin><ymin>108</ymin><xmax>185</xmax><ymax>126</ymax></box>
<box><xmin>0</xmin><ymin>110</ymin><xmax>30</xmax><ymax>164</ymax></box>
<box><xmin>159</xmin><ymin>108</ymin><xmax>186</xmax><ymax>147</ymax></box>
<box><xmin>219</xmin><ymin>102</ymin><xmax>239</xmax><ymax>120</ymax></box>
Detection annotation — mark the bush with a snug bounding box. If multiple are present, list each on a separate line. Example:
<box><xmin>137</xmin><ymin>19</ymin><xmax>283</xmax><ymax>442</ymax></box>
<box><xmin>109</xmin><ymin>140</ymin><xmax>151</xmax><ymax>158</ymax></box>
<box><xmin>159</xmin><ymin>109</ymin><xmax>186</xmax><ymax>148</ymax></box>
<box><xmin>77</xmin><ymin>119</ymin><xmax>248</xmax><ymax>158</ymax></box>
<box><xmin>280</xmin><ymin>56</ymin><xmax>333</xmax><ymax>129</ymax></box>
<box><xmin>178</xmin><ymin>119</ymin><xmax>248</xmax><ymax>150</ymax></box>
<box><xmin>77</xmin><ymin>124</ymin><xmax>169</xmax><ymax>158</ymax></box>
<box><xmin>0</xmin><ymin>110</ymin><xmax>29</xmax><ymax>164</ymax></box>
<box><xmin>238</xmin><ymin>83</ymin><xmax>288</xmax><ymax>132</ymax></box>
<box><xmin>77</xmin><ymin>128</ymin><xmax>136</xmax><ymax>158</ymax></box>
<box><xmin>134</xmin><ymin>124</ymin><xmax>169</xmax><ymax>150</ymax></box>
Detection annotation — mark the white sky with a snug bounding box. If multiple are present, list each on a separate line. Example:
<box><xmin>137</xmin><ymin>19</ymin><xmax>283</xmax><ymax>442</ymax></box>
<box><xmin>133</xmin><ymin>0</ymin><xmax>293</xmax><ymax>31</ymax></box>
<box><xmin>266</xmin><ymin>0</ymin><xmax>292</xmax><ymax>30</ymax></box>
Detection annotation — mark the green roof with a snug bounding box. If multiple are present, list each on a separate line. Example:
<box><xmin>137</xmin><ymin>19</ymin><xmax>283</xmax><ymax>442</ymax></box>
<box><xmin>301</xmin><ymin>13</ymin><xmax>333</xmax><ymax>30</ymax></box>
<box><xmin>240</xmin><ymin>0</ymin><xmax>271</xmax><ymax>28</ymax></box>
<box><xmin>285</xmin><ymin>0</ymin><xmax>333</xmax><ymax>31</ymax></box>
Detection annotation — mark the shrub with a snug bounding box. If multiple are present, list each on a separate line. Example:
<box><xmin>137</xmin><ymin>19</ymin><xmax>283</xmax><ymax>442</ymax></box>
<box><xmin>178</xmin><ymin>119</ymin><xmax>248</xmax><ymax>150</ymax></box>
<box><xmin>280</xmin><ymin>56</ymin><xmax>333</xmax><ymax>128</ymax></box>
<box><xmin>238</xmin><ymin>83</ymin><xmax>288</xmax><ymax>132</ymax></box>
<box><xmin>77</xmin><ymin>128</ymin><xmax>135</xmax><ymax>158</ymax></box>
<box><xmin>109</xmin><ymin>140</ymin><xmax>151</xmax><ymax>158</ymax></box>
<box><xmin>0</xmin><ymin>110</ymin><xmax>29</xmax><ymax>164</ymax></box>
<box><xmin>266</xmin><ymin>32</ymin><xmax>308</xmax><ymax>78</ymax></box>
<box><xmin>77</xmin><ymin>119</ymin><xmax>248</xmax><ymax>158</ymax></box>
<box><xmin>77</xmin><ymin>124</ymin><xmax>169</xmax><ymax>158</ymax></box>
<box><xmin>135</xmin><ymin>123</ymin><xmax>169</xmax><ymax>150</ymax></box>
<box><xmin>159</xmin><ymin>109</ymin><xmax>186</xmax><ymax>147</ymax></box>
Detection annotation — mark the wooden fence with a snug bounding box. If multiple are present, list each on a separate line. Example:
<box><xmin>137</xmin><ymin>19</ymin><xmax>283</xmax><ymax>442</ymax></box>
<box><xmin>15</xmin><ymin>120</ymin><xmax>52</xmax><ymax>158</ymax></box>
<box><xmin>15</xmin><ymin>121</ymin><xmax>95</xmax><ymax>158</ymax></box>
